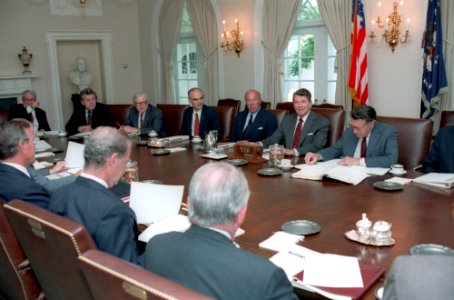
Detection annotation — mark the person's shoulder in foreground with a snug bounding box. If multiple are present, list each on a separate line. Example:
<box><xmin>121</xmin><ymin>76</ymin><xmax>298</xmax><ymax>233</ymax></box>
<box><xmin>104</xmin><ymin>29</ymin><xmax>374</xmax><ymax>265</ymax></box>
<box><xmin>144</xmin><ymin>162</ymin><xmax>297</xmax><ymax>300</ymax></box>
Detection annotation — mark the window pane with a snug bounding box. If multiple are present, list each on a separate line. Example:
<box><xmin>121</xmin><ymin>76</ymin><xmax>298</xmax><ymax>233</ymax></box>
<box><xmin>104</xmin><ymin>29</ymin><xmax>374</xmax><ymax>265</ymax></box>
<box><xmin>298</xmin><ymin>0</ymin><xmax>321</xmax><ymax>21</ymax></box>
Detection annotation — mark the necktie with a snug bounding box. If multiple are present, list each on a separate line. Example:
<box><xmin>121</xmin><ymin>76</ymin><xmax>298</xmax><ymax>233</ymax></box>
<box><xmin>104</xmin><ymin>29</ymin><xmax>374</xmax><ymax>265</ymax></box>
<box><xmin>87</xmin><ymin>111</ymin><xmax>92</xmax><ymax>126</ymax></box>
<box><xmin>194</xmin><ymin>112</ymin><xmax>200</xmax><ymax>136</ymax></box>
<box><xmin>360</xmin><ymin>138</ymin><xmax>367</xmax><ymax>158</ymax></box>
<box><xmin>139</xmin><ymin>113</ymin><xmax>144</xmax><ymax>128</ymax></box>
<box><xmin>291</xmin><ymin>118</ymin><xmax>303</xmax><ymax>148</ymax></box>
<box><xmin>29</xmin><ymin>112</ymin><xmax>34</xmax><ymax>123</ymax></box>
<box><xmin>242</xmin><ymin>113</ymin><xmax>253</xmax><ymax>139</ymax></box>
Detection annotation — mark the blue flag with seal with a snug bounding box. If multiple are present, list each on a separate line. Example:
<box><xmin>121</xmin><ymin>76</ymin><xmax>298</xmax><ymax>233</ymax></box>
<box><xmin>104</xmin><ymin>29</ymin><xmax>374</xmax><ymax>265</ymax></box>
<box><xmin>421</xmin><ymin>0</ymin><xmax>447</xmax><ymax>119</ymax></box>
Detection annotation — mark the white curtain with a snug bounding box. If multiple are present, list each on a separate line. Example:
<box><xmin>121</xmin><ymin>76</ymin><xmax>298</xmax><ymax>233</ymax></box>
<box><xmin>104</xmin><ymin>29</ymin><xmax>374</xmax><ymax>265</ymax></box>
<box><xmin>317</xmin><ymin>0</ymin><xmax>353</xmax><ymax>114</ymax></box>
<box><xmin>262</xmin><ymin>0</ymin><xmax>301</xmax><ymax>106</ymax></box>
<box><xmin>186</xmin><ymin>0</ymin><xmax>219</xmax><ymax>105</ymax></box>
<box><xmin>441</xmin><ymin>0</ymin><xmax>454</xmax><ymax>111</ymax></box>
<box><xmin>158</xmin><ymin>0</ymin><xmax>185</xmax><ymax>103</ymax></box>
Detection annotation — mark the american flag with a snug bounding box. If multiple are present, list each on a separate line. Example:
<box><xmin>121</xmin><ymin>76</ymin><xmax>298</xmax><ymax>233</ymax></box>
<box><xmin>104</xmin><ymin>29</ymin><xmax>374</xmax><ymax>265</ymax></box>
<box><xmin>348</xmin><ymin>0</ymin><xmax>368</xmax><ymax>107</ymax></box>
<box><xmin>421</xmin><ymin>0</ymin><xmax>447</xmax><ymax>119</ymax></box>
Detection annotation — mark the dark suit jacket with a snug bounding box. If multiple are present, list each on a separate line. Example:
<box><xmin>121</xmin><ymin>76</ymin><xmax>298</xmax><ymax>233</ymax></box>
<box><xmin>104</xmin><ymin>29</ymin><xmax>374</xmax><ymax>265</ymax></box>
<box><xmin>230</xmin><ymin>108</ymin><xmax>278</xmax><ymax>142</ymax></box>
<box><xmin>144</xmin><ymin>225</ymin><xmax>297</xmax><ymax>300</ymax></box>
<box><xmin>124</xmin><ymin>104</ymin><xmax>166</xmax><ymax>136</ymax></box>
<box><xmin>8</xmin><ymin>104</ymin><xmax>51</xmax><ymax>131</ymax></box>
<box><xmin>319</xmin><ymin>121</ymin><xmax>398</xmax><ymax>168</ymax></box>
<box><xmin>261</xmin><ymin>111</ymin><xmax>329</xmax><ymax>156</ymax></box>
<box><xmin>422</xmin><ymin>125</ymin><xmax>454</xmax><ymax>173</ymax></box>
<box><xmin>382</xmin><ymin>255</ymin><xmax>454</xmax><ymax>300</ymax></box>
<box><xmin>0</xmin><ymin>163</ymin><xmax>51</xmax><ymax>209</ymax></box>
<box><xmin>49</xmin><ymin>176</ymin><xmax>142</xmax><ymax>265</ymax></box>
<box><xmin>179</xmin><ymin>105</ymin><xmax>221</xmax><ymax>139</ymax></box>
<box><xmin>65</xmin><ymin>102</ymin><xmax>115</xmax><ymax>136</ymax></box>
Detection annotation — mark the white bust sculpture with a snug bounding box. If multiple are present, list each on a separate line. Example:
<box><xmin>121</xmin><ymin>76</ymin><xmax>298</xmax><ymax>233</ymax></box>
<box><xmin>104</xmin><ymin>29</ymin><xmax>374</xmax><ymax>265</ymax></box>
<box><xmin>68</xmin><ymin>57</ymin><xmax>93</xmax><ymax>92</ymax></box>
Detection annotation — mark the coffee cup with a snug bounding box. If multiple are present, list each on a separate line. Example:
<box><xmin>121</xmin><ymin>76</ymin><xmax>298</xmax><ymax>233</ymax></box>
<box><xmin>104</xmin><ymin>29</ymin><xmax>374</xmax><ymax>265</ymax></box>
<box><xmin>148</xmin><ymin>130</ymin><xmax>158</xmax><ymax>138</ymax></box>
<box><xmin>192</xmin><ymin>136</ymin><xmax>202</xmax><ymax>143</ymax></box>
<box><xmin>391</xmin><ymin>164</ymin><xmax>404</xmax><ymax>174</ymax></box>
<box><xmin>280</xmin><ymin>159</ymin><xmax>292</xmax><ymax>168</ymax></box>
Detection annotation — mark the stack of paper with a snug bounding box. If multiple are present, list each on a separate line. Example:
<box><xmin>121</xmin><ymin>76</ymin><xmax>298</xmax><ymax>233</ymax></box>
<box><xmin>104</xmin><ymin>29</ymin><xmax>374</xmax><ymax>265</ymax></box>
<box><xmin>413</xmin><ymin>173</ymin><xmax>454</xmax><ymax>189</ymax></box>
<box><xmin>259</xmin><ymin>231</ymin><xmax>304</xmax><ymax>252</ymax></box>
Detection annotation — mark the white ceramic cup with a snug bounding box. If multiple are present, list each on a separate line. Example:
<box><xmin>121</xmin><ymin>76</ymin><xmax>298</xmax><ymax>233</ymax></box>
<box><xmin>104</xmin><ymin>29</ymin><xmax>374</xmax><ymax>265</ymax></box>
<box><xmin>391</xmin><ymin>164</ymin><xmax>404</xmax><ymax>173</ymax></box>
<box><xmin>281</xmin><ymin>159</ymin><xmax>292</xmax><ymax>167</ymax></box>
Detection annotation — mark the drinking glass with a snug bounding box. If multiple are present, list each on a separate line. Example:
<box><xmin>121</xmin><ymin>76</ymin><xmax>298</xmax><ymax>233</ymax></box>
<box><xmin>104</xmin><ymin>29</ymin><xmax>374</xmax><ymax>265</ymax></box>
<box><xmin>269</xmin><ymin>144</ymin><xmax>284</xmax><ymax>167</ymax></box>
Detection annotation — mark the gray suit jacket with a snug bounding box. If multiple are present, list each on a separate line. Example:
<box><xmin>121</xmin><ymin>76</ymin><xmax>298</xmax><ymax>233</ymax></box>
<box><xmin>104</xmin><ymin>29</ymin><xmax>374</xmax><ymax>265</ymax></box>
<box><xmin>383</xmin><ymin>255</ymin><xmax>454</xmax><ymax>300</ymax></box>
<box><xmin>144</xmin><ymin>225</ymin><xmax>297</xmax><ymax>300</ymax></box>
<box><xmin>261</xmin><ymin>111</ymin><xmax>329</xmax><ymax>156</ymax></box>
<box><xmin>319</xmin><ymin>121</ymin><xmax>398</xmax><ymax>168</ymax></box>
<box><xmin>124</xmin><ymin>104</ymin><xmax>165</xmax><ymax>136</ymax></box>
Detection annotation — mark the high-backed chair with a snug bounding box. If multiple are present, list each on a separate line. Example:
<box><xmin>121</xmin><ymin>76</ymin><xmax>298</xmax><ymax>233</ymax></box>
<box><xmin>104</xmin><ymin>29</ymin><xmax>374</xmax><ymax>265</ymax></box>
<box><xmin>0</xmin><ymin>200</ymin><xmax>43</xmax><ymax>300</ymax></box>
<box><xmin>79</xmin><ymin>250</ymin><xmax>212</xmax><ymax>300</ymax></box>
<box><xmin>156</xmin><ymin>104</ymin><xmax>187</xmax><ymax>137</ymax></box>
<box><xmin>312</xmin><ymin>107</ymin><xmax>345</xmax><ymax>147</ymax></box>
<box><xmin>4</xmin><ymin>199</ymin><xmax>96</xmax><ymax>300</ymax></box>
<box><xmin>440</xmin><ymin>110</ymin><xmax>454</xmax><ymax>128</ymax></box>
<box><xmin>107</xmin><ymin>104</ymin><xmax>131</xmax><ymax>125</ymax></box>
<box><xmin>260</xmin><ymin>101</ymin><xmax>271</xmax><ymax>110</ymax></box>
<box><xmin>268</xmin><ymin>109</ymin><xmax>289</xmax><ymax>127</ymax></box>
<box><xmin>313</xmin><ymin>103</ymin><xmax>343</xmax><ymax>109</ymax></box>
<box><xmin>218</xmin><ymin>99</ymin><xmax>241</xmax><ymax>114</ymax></box>
<box><xmin>212</xmin><ymin>106</ymin><xmax>236</xmax><ymax>141</ymax></box>
<box><xmin>377</xmin><ymin>116</ymin><xmax>433</xmax><ymax>170</ymax></box>
<box><xmin>275</xmin><ymin>102</ymin><xmax>295</xmax><ymax>114</ymax></box>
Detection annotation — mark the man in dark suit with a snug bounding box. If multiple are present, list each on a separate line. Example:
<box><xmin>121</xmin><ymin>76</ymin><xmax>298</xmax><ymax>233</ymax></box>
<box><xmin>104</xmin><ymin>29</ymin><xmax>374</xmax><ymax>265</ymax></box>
<box><xmin>8</xmin><ymin>90</ymin><xmax>51</xmax><ymax>132</ymax></box>
<box><xmin>305</xmin><ymin>104</ymin><xmax>398</xmax><ymax>168</ymax></box>
<box><xmin>179</xmin><ymin>87</ymin><xmax>221</xmax><ymax>140</ymax></box>
<box><xmin>120</xmin><ymin>91</ymin><xmax>165</xmax><ymax>136</ymax></box>
<box><xmin>422</xmin><ymin>125</ymin><xmax>454</xmax><ymax>173</ymax></box>
<box><xmin>382</xmin><ymin>255</ymin><xmax>454</xmax><ymax>300</ymax></box>
<box><xmin>144</xmin><ymin>162</ymin><xmax>297</xmax><ymax>300</ymax></box>
<box><xmin>230</xmin><ymin>89</ymin><xmax>278</xmax><ymax>142</ymax></box>
<box><xmin>259</xmin><ymin>88</ymin><xmax>329</xmax><ymax>156</ymax></box>
<box><xmin>49</xmin><ymin>127</ymin><xmax>143</xmax><ymax>265</ymax></box>
<box><xmin>0</xmin><ymin>119</ymin><xmax>51</xmax><ymax>209</ymax></box>
<box><xmin>65</xmin><ymin>88</ymin><xmax>115</xmax><ymax>136</ymax></box>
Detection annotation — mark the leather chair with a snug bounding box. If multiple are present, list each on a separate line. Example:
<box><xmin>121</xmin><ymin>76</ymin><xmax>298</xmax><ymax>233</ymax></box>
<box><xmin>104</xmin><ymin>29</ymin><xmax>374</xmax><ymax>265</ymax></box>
<box><xmin>268</xmin><ymin>109</ymin><xmax>289</xmax><ymax>127</ymax></box>
<box><xmin>313</xmin><ymin>103</ymin><xmax>343</xmax><ymax>109</ymax></box>
<box><xmin>275</xmin><ymin>102</ymin><xmax>295</xmax><ymax>114</ymax></box>
<box><xmin>156</xmin><ymin>104</ymin><xmax>187</xmax><ymax>137</ymax></box>
<box><xmin>212</xmin><ymin>106</ymin><xmax>236</xmax><ymax>141</ymax></box>
<box><xmin>79</xmin><ymin>250</ymin><xmax>212</xmax><ymax>300</ymax></box>
<box><xmin>4</xmin><ymin>199</ymin><xmax>96</xmax><ymax>300</ymax></box>
<box><xmin>107</xmin><ymin>104</ymin><xmax>131</xmax><ymax>126</ymax></box>
<box><xmin>312</xmin><ymin>107</ymin><xmax>345</xmax><ymax>147</ymax></box>
<box><xmin>218</xmin><ymin>99</ymin><xmax>241</xmax><ymax>114</ymax></box>
<box><xmin>260</xmin><ymin>101</ymin><xmax>271</xmax><ymax>109</ymax></box>
<box><xmin>377</xmin><ymin>116</ymin><xmax>433</xmax><ymax>169</ymax></box>
<box><xmin>0</xmin><ymin>200</ymin><xmax>43</xmax><ymax>300</ymax></box>
<box><xmin>440</xmin><ymin>110</ymin><xmax>454</xmax><ymax>128</ymax></box>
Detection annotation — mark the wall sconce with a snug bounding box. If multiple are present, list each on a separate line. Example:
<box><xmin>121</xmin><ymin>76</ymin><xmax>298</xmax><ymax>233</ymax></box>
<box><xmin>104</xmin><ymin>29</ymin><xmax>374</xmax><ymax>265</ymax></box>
<box><xmin>80</xmin><ymin>0</ymin><xmax>86</xmax><ymax>7</ymax></box>
<box><xmin>220</xmin><ymin>19</ymin><xmax>244</xmax><ymax>57</ymax></box>
<box><xmin>369</xmin><ymin>1</ymin><xmax>410</xmax><ymax>53</ymax></box>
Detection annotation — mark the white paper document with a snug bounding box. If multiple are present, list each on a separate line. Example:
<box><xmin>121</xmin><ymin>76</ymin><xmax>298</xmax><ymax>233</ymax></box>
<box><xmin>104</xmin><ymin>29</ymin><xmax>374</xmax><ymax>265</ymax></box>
<box><xmin>138</xmin><ymin>214</ymin><xmax>190</xmax><ymax>242</ymax></box>
<box><xmin>269</xmin><ymin>245</ymin><xmax>320</xmax><ymax>280</ymax></box>
<box><xmin>34</xmin><ymin>140</ymin><xmax>52</xmax><ymax>152</ymax></box>
<box><xmin>412</xmin><ymin>173</ymin><xmax>454</xmax><ymax>189</ymax></box>
<box><xmin>35</xmin><ymin>152</ymin><xmax>54</xmax><ymax>158</ymax></box>
<box><xmin>259</xmin><ymin>231</ymin><xmax>304</xmax><ymax>252</ymax></box>
<box><xmin>303</xmin><ymin>253</ymin><xmax>363</xmax><ymax>288</ymax></box>
<box><xmin>129</xmin><ymin>182</ymin><xmax>184</xmax><ymax>225</ymax></box>
<box><xmin>64</xmin><ymin>141</ymin><xmax>85</xmax><ymax>168</ymax></box>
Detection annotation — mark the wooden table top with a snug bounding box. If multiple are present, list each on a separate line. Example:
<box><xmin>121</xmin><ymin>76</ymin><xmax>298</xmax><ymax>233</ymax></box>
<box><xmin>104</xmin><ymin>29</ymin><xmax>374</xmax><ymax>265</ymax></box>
<box><xmin>50</xmin><ymin>136</ymin><xmax>454</xmax><ymax>299</ymax></box>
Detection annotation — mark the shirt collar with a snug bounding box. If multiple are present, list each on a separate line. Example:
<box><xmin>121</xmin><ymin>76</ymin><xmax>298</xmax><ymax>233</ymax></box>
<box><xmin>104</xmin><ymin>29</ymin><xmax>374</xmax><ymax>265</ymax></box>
<box><xmin>80</xmin><ymin>172</ymin><xmax>108</xmax><ymax>188</ymax></box>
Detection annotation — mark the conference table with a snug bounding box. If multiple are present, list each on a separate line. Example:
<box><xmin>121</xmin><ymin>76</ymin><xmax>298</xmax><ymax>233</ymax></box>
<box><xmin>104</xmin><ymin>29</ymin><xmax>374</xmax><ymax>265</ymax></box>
<box><xmin>49</xmin><ymin>135</ymin><xmax>454</xmax><ymax>299</ymax></box>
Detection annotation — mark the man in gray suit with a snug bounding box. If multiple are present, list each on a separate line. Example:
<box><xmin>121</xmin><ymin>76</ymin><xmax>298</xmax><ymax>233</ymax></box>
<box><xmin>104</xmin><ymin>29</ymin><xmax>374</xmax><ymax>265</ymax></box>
<box><xmin>258</xmin><ymin>88</ymin><xmax>329</xmax><ymax>156</ymax></box>
<box><xmin>120</xmin><ymin>91</ymin><xmax>165</xmax><ymax>136</ymax></box>
<box><xmin>382</xmin><ymin>255</ymin><xmax>454</xmax><ymax>300</ymax></box>
<box><xmin>305</xmin><ymin>104</ymin><xmax>398</xmax><ymax>168</ymax></box>
<box><xmin>144</xmin><ymin>162</ymin><xmax>297</xmax><ymax>300</ymax></box>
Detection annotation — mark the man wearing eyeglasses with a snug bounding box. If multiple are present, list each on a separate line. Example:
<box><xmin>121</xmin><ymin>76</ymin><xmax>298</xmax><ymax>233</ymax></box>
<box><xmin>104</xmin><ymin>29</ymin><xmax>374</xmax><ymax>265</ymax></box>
<box><xmin>8</xmin><ymin>90</ymin><xmax>51</xmax><ymax>132</ymax></box>
<box><xmin>120</xmin><ymin>91</ymin><xmax>165</xmax><ymax>136</ymax></box>
<box><xmin>305</xmin><ymin>104</ymin><xmax>398</xmax><ymax>168</ymax></box>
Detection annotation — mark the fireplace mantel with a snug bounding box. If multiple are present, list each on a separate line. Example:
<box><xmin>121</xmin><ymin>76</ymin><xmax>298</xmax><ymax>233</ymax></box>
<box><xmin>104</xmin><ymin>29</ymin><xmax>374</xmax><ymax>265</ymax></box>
<box><xmin>0</xmin><ymin>74</ymin><xmax>39</xmax><ymax>101</ymax></box>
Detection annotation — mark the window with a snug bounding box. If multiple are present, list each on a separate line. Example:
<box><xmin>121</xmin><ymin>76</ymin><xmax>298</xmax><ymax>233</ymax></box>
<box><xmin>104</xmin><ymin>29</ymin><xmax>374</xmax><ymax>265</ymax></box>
<box><xmin>175</xmin><ymin>4</ymin><xmax>205</xmax><ymax>104</ymax></box>
<box><xmin>282</xmin><ymin>0</ymin><xmax>336</xmax><ymax>103</ymax></box>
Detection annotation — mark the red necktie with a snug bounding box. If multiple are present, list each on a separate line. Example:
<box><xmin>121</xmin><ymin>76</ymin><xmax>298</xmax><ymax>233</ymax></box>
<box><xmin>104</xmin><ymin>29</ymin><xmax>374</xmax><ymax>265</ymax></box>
<box><xmin>291</xmin><ymin>118</ymin><xmax>303</xmax><ymax>148</ymax></box>
<box><xmin>87</xmin><ymin>111</ymin><xmax>92</xmax><ymax>126</ymax></box>
<box><xmin>360</xmin><ymin>138</ymin><xmax>367</xmax><ymax>158</ymax></box>
<box><xmin>139</xmin><ymin>113</ymin><xmax>144</xmax><ymax>128</ymax></box>
<box><xmin>194</xmin><ymin>112</ymin><xmax>200</xmax><ymax>136</ymax></box>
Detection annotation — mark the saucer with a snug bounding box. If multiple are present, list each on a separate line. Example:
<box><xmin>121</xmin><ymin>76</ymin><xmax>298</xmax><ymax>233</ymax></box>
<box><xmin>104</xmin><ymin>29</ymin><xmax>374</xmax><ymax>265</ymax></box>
<box><xmin>389</xmin><ymin>169</ymin><xmax>407</xmax><ymax>176</ymax></box>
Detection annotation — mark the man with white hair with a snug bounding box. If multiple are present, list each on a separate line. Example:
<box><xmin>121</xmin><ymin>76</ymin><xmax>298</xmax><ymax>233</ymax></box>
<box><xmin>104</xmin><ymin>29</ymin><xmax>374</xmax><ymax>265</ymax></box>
<box><xmin>144</xmin><ymin>162</ymin><xmax>297</xmax><ymax>300</ymax></box>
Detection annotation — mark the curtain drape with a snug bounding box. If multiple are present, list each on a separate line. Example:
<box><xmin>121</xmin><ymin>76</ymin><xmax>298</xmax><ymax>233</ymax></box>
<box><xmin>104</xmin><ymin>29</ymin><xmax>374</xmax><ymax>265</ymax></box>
<box><xmin>158</xmin><ymin>0</ymin><xmax>185</xmax><ymax>103</ymax></box>
<box><xmin>186</xmin><ymin>0</ymin><xmax>219</xmax><ymax>105</ymax></box>
<box><xmin>262</xmin><ymin>0</ymin><xmax>301</xmax><ymax>107</ymax></box>
<box><xmin>317</xmin><ymin>0</ymin><xmax>353</xmax><ymax>114</ymax></box>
